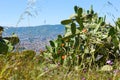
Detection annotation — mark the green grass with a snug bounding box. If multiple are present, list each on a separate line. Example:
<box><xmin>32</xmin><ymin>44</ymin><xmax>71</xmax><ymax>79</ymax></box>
<box><xmin>0</xmin><ymin>50</ymin><xmax>120</xmax><ymax>80</ymax></box>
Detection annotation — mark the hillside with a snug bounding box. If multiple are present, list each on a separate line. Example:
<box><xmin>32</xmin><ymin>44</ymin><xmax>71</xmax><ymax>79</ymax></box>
<box><xmin>3</xmin><ymin>24</ymin><xmax>64</xmax><ymax>52</ymax></box>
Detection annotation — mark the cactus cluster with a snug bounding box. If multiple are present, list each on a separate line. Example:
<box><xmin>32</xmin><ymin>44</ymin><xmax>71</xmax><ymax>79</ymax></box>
<box><xmin>44</xmin><ymin>6</ymin><xmax>120</xmax><ymax>68</ymax></box>
<box><xmin>0</xmin><ymin>26</ymin><xmax>19</xmax><ymax>54</ymax></box>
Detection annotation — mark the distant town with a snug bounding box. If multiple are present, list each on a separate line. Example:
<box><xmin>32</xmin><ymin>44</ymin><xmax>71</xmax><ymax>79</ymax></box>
<box><xmin>3</xmin><ymin>25</ymin><xmax>64</xmax><ymax>52</ymax></box>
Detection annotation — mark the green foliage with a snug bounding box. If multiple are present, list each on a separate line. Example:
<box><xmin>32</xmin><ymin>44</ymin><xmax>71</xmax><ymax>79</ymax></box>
<box><xmin>44</xmin><ymin>6</ymin><xmax>120</xmax><ymax>69</ymax></box>
<box><xmin>61</xmin><ymin>19</ymin><xmax>72</xmax><ymax>25</ymax></box>
<box><xmin>0</xmin><ymin>28</ymin><xmax>19</xmax><ymax>54</ymax></box>
<box><xmin>0</xmin><ymin>40</ymin><xmax>8</xmax><ymax>54</ymax></box>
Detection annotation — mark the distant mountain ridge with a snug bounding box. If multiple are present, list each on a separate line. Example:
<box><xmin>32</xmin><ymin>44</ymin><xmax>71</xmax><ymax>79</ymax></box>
<box><xmin>3</xmin><ymin>24</ymin><xmax>65</xmax><ymax>52</ymax></box>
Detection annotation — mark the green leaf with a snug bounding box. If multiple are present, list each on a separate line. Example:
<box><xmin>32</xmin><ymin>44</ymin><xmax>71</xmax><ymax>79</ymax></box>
<box><xmin>7</xmin><ymin>43</ymin><xmax>13</xmax><ymax>52</ymax></box>
<box><xmin>3</xmin><ymin>39</ymin><xmax>13</xmax><ymax>52</ymax></box>
<box><xmin>77</xmin><ymin>8</ymin><xmax>83</xmax><ymax>17</ymax></box>
<box><xmin>98</xmin><ymin>17</ymin><xmax>103</xmax><ymax>23</ymax></box>
<box><xmin>90</xmin><ymin>5</ymin><xmax>94</xmax><ymax>14</ymax></box>
<box><xmin>56</xmin><ymin>35</ymin><xmax>63</xmax><ymax>47</ymax></box>
<box><xmin>0</xmin><ymin>41</ymin><xmax>8</xmax><ymax>54</ymax></box>
<box><xmin>74</xmin><ymin>6</ymin><xmax>78</xmax><ymax>13</ymax></box>
<box><xmin>64</xmin><ymin>25</ymin><xmax>72</xmax><ymax>37</ymax></box>
<box><xmin>112</xmin><ymin>36</ymin><xmax>119</xmax><ymax>47</ymax></box>
<box><xmin>61</xmin><ymin>19</ymin><xmax>72</xmax><ymax>25</ymax></box>
<box><xmin>74</xmin><ymin>37</ymin><xmax>79</xmax><ymax>49</ymax></box>
<box><xmin>108</xmin><ymin>27</ymin><xmax>116</xmax><ymax>37</ymax></box>
<box><xmin>58</xmin><ymin>35</ymin><xmax>62</xmax><ymax>39</ymax></box>
<box><xmin>46</xmin><ymin>46</ymin><xmax>52</xmax><ymax>52</ymax></box>
<box><xmin>76</xmin><ymin>17</ymin><xmax>84</xmax><ymax>30</ymax></box>
<box><xmin>76</xmin><ymin>16</ymin><xmax>80</xmax><ymax>23</ymax></box>
<box><xmin>71</xmin><ymin>22</ymin><xmax>76</xmax><ymax>34</ymax></box>
<box><xmin>79</xmin><ymin>19</ymin><xmax>84</xmax><ymax>30</ymax></box>
<box><xmin>49</xmin><ymin>40</ymin><xmax>55</xmax><ymax>47</ymax></box>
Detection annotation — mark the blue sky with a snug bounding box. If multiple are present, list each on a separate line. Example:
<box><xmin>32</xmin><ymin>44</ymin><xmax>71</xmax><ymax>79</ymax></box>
<box><xmin>0</xmin><ymin>0</ymin><xmax>120</xmax><ymax>27</ymax></box>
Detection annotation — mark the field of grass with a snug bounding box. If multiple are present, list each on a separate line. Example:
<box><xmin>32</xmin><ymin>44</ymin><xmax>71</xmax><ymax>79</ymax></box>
<box><xmin>0</xmin><ymin>50</ymin><xmax>119</xmax><ymax>80</ymax></box>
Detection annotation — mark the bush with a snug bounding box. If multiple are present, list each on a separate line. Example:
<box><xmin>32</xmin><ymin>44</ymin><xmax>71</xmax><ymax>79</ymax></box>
<box><xmin>0</xmin><ymin>26</ymin><xmax>19</xmax><ymax>54</ymax></box>
<box><xmin>44</xmin><ymin>6</ymin><xmax>120</xmax><ymax>69</ymax></box>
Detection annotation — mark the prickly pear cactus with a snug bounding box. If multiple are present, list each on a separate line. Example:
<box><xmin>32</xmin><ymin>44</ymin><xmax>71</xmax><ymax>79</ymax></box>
<box><xmin>44</xmin><ymin>6</ymin><xmax>120</xmax><ymax>68</ymax></box>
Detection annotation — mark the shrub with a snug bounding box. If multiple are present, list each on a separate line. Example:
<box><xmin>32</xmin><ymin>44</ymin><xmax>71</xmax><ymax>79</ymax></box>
<box><xmin>0</xmin><ymin>26</ymin><xmax>19</xmax><ymax>54</ymax></box>
<box><xmin>44</xmin><ymin>6</ymin><xmax>120</xmax><ymax>68</ymax></box>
